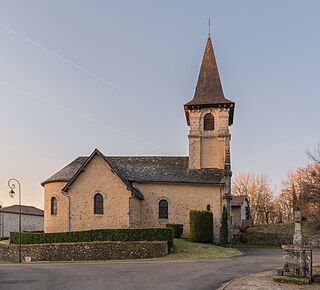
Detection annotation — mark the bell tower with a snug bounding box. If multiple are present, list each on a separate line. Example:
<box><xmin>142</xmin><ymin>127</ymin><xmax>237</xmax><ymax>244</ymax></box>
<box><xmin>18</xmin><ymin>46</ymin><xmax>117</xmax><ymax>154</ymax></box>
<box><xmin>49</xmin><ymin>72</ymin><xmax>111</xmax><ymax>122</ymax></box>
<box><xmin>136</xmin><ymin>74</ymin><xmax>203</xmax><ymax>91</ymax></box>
<box><xmin>184</xmin><ymin>36</ymin><xmax>235</xmax><ymax>170</ymax></box>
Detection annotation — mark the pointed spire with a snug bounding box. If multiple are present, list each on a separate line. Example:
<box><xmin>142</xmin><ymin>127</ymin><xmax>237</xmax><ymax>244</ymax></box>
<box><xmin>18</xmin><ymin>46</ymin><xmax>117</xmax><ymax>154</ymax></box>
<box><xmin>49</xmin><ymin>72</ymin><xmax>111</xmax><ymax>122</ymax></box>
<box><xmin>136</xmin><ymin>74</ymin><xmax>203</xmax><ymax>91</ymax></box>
<box><xmin>188</xmin><ymin>36</ymin><xmax>227</xmax><ymax>105</ymax></box>
<box><xmin>184</xmin><ymin>35</ymin><xmax>235</xmax><ymax>125</ymax></box>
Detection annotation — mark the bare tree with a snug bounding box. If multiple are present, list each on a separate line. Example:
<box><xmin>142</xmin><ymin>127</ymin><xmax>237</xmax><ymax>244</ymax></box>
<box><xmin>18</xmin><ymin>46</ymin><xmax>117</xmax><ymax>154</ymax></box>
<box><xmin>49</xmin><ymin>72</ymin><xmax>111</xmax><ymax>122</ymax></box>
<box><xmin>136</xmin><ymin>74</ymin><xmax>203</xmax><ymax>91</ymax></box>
<box><xmin>281</xmin><ymin>150</ymin><xmax>320</xmax><ymax>222</ymax></box>
<box><xmin>232</xmin><ymin>173</ymin><xmax>274</xmax><ymax>224</ymax></box>
<box><xmin>306</xmin><ymin>141</ymin><xmax>320</xmax><ymax>164</ymax></box>
<box><xmin>272</xmin><ymin>187</ymin><xmax>294</xmax><ymax>223</ymax></box>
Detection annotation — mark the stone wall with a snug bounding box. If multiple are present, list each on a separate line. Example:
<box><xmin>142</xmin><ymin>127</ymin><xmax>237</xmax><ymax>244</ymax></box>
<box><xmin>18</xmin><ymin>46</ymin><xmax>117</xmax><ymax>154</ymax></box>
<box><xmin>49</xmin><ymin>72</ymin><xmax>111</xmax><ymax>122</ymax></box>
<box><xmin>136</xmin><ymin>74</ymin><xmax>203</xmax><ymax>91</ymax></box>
<box><xmin>241</xmin><ymin>232</ymin><xmax>320</xmax><ymax>247</ymax></box>
<box><xmin>43</xmin><ymin>181</ymin><xmax>69</xmax><ymax>233</ymax></box>
<box><xmin>129</xmin><ymin>196</ymin><xmax>141</xmax><ymax>228</ymax></box>
<box><xmin>44</xmin><ymin>154</ymin><xmax>132</xmax><ymax>233</ymax></box>
<box><xmin>241</xmin><ymin>232</ymin><xmax>293</xmax><ymax>246</ymax></box>
<box><xmin>187</xmin><ymin>107</ymin><xmax>230</xmax><ymax>169</ymax></box>
<box><xmin>0</xmin><ymin>241</ymin><xmax>167</xmax><ymax>262</ymax></box>
<box><xmin>135</xmin><ymin>182</ymin><xmax>222</xmax><ymax>241</ymax></box>
<box><xmin>0</xmin><ymin>212</ymin><xmax>43</xmax><ymax>237</ymax></box>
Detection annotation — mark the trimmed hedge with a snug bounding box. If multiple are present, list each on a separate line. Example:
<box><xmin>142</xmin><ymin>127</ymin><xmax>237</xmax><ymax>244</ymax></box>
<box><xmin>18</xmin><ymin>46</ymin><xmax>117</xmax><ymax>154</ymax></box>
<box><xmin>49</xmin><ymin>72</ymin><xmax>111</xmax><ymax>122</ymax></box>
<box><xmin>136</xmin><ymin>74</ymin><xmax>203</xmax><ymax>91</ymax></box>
<box><xmin>190</xmin><ymin>210</ymin><xmax>213</xmax><ymax>243</ymax></box>
<box><xmin>10</xmin><ymin>228</ymin><xmax>174</xmax><ymax>248</ymax></box>
<box><xmin>166</xmin><ymin>224</ymin><xmax>183</xmax><ymax>238</ymax></box>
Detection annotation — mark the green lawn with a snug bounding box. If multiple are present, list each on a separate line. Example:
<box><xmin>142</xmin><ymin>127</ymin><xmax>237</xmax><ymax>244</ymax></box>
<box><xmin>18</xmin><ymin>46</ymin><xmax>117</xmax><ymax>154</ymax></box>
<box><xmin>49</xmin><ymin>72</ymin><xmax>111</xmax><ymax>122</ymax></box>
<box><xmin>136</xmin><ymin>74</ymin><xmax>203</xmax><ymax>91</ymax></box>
<box><xmin>162</xmin><ymin>239</ymin><xmax>241</xmax><ymax>260</ymax></box>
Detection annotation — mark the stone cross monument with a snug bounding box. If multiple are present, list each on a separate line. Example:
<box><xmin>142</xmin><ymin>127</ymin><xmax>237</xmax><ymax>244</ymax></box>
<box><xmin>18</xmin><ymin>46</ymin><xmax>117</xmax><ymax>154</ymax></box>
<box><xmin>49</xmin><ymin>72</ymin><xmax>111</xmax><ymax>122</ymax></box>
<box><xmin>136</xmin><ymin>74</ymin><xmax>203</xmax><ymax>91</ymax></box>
<box><xmin>293</xmin><ymin>211</ymin><xmax>303</xmax><ymax>246</ymax></box>
<box><xmin>280</xmin><ymin>210</ymin><xmax>313</xmax><ymax>282</ymax></box>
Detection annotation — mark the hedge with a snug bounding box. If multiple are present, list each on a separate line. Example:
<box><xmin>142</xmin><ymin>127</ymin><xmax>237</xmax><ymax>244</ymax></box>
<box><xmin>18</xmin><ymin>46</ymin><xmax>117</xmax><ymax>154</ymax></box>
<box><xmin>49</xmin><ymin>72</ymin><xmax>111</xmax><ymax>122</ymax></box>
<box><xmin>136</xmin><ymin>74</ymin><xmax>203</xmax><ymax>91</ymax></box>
<box><xmin>166</xmin><ymin>224</ymin><xmax>183</xmax><ymax>238</ymax></box>
<box><xmin>190</xmin><ymin>210</ymin><xmax>213</xmax><ymax>243</ymax></box>
<box><xmin>10</xmin><ymin>228</ymin><xmax>174</xmax><ymax>248</ymax></box>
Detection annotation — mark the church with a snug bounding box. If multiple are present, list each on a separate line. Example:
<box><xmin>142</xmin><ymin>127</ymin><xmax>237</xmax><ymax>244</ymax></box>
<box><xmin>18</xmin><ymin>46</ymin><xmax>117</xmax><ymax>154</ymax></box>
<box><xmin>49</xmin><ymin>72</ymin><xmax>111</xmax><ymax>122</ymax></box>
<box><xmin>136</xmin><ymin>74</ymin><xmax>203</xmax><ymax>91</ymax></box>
<box><xmin>41</xmin><ymin>35</ymin><xmax>235</xmax><ymax>242</ymax></box>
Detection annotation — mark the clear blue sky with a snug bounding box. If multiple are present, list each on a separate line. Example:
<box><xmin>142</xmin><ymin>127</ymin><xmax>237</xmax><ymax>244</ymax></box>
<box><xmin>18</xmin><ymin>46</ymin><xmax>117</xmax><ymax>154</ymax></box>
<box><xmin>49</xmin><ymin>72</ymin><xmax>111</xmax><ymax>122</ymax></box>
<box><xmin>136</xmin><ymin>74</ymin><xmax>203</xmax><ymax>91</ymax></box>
<box><xmin>0</xmin><ymin>0</ymin><xmax>319</xmax><ymax>209</ymax></box>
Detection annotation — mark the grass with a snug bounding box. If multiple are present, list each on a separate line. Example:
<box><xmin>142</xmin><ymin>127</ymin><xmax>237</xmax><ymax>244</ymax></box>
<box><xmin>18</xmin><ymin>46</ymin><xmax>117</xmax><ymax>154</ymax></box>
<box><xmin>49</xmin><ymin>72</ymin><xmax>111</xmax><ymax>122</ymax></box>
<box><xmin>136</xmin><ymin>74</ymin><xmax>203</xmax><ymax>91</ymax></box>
<box><xmin>162</xmin><ymin>238</ymin><xmax>241</xmax><ymax>260</ymax></box>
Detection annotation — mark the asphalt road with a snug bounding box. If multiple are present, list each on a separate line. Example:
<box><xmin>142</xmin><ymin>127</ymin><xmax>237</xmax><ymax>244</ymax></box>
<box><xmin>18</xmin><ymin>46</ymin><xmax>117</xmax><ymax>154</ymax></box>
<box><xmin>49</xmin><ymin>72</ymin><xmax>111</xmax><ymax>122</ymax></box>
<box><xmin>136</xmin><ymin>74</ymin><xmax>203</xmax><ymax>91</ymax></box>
<box><xmin>0</xmin><ymin>247</ymin><xmax>319</xmax><ymax>290</ymax></box>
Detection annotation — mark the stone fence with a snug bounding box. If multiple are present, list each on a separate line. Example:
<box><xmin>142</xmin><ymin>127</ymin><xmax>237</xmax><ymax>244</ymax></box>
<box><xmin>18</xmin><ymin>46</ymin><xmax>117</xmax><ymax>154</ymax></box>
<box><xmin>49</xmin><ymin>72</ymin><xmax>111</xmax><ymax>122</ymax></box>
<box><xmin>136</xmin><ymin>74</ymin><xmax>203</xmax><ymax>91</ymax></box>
<box><xmin>241</xmin><ymin>232</ymin><xmax>320</xmax><ymax>247</ymax></box>
<box><xmin>0</xmin><ymin>241</ymin><xmax>168</xmax><ymax>262</ymax></box>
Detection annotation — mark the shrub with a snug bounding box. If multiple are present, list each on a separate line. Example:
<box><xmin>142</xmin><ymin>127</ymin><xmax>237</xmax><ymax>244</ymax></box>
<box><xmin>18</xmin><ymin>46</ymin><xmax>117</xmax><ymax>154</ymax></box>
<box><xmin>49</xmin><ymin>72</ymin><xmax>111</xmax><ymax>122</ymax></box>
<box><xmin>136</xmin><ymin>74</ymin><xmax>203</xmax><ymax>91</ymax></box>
<box><xmin>166</xmin><ymin>224</ymin><xmax>183</xmax><ymax>238</ymax></box>
<box><xmin>220</xmin><ymin>205</ymin><xmax>228</xmax><ymax>245</ymax></box>
<box><xmin>10</xmin><ymin>228</ymin><xmax>174</xmax><ymax>248</ymax></box>
<box><xmin>189</xmin><ymin>210</ymin><xmax>213</xmax><ymax>243</ymax></box>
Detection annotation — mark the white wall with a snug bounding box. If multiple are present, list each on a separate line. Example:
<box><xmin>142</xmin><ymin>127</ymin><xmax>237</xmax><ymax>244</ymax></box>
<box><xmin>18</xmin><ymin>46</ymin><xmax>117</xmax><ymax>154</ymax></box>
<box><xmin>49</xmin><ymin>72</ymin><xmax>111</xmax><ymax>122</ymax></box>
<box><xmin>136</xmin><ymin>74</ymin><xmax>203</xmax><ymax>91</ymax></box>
<box><xmin>0</xmin><ymin>213</ymin><xmax>43</xmax><ymax>237</ymax></box>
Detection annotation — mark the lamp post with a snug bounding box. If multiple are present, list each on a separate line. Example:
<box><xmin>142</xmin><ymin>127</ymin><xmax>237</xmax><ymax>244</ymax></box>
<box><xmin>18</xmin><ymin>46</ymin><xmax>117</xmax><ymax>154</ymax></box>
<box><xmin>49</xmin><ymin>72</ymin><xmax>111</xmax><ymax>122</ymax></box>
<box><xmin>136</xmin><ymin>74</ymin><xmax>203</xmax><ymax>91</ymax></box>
<box><xmin>8</xmin><ymin>178</ymin><xmax>21</xmax><ymax>263</ymax></box>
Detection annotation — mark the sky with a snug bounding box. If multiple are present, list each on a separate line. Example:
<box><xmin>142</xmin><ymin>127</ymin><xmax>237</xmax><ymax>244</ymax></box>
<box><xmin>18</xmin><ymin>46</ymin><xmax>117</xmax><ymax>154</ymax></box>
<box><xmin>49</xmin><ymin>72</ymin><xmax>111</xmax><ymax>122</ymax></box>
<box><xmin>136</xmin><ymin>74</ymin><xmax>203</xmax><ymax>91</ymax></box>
<box><xmin>0</xmin><ymin>0</ymin><xmax>319</xmax><ymax>209</ymax></box>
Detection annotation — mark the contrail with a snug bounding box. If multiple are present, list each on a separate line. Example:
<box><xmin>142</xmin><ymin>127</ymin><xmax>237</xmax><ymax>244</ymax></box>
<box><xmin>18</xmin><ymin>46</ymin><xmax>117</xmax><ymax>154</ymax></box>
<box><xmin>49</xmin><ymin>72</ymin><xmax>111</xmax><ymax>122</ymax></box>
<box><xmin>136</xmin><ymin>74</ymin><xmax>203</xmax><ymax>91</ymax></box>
<box><xmin>0</xmin><ymin>23</ymin><xmax>127</xmax><ymax>95</ymax></box>
<box><xmin>0</xmin><ymin>80</ymin><xmax>174</xmax><ymax>155</ymax></box>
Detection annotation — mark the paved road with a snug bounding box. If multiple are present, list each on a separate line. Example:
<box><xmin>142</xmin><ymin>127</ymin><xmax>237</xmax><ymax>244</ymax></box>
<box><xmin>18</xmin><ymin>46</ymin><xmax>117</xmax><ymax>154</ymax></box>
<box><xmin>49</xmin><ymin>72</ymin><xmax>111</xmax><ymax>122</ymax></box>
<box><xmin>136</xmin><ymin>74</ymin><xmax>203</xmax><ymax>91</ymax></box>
<box><xmin>0</xmin><ymin>248</ymin><xmax>319</xmax><ymax>290</ymax></box>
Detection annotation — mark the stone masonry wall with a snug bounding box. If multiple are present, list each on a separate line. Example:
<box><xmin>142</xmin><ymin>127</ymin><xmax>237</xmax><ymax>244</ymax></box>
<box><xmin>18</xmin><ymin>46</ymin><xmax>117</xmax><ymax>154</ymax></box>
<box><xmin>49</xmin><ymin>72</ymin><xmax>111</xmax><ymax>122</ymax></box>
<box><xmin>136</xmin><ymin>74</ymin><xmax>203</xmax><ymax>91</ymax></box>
<box><xmin>43</xmin><ymin>181</ymin><xmax>69</xmax><ymax>233</ymax></box>
<box><xmin>241</xmin><ymin>232</ymin><xmax>293</xmax><ymax>246</ymax></box>
<box><xmin>0</xmin><ymin>213</ymin><xmax>43</xmax><ymax>237</ymax></box>
<box><xmin>129</xmin><ymin>196</ymin><xmax>141</xmax><ymax>228</ymax></box>
<box><xmin>188</xmin><ymin>107</ymin><xmax>230</xmax><ymax>169</ymax></box>
<box><xmin>241</xmin><ymin>232</ymin><xmax>320</xmax><ymax>247</ymax></box>
<box><xmin>0</xmin><ymin>241</ymin><xmax>167</xmax><ymax>262</ymax></box>
<box><xmin>135</xmin><ymin>182</ymin><xmax>222</xmax><ymax>241</ymax></box>
<box><xmin>44</xmin><ymin>154</ymin><xmax>132</xmax><ymax>233</ymax></box>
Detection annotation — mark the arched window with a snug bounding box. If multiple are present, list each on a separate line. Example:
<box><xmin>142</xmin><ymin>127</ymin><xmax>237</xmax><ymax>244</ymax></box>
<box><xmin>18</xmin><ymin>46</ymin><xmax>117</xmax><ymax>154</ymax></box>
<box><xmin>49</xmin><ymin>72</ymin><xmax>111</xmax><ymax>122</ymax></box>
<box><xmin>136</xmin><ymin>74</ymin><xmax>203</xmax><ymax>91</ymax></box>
<box><xmin>51</xmin><ymin>197</ymin><xmax>57</xmax><ymax>215</ymax></box>
<box><xmin>94</xmin><ymin>193</ymin><xmax>104</xmax><ymax>214</ymax></box>
<box><xmin>159</xmin><ymin>199</ymin><xmax>168</xmax><ymax>219</ymax></box>
<box><xmin>204</xmin><ymin>113</ymin><xmax>214</xmax><ymax>131</ymax></box>
<box><xmin>207</xmin><ymin>204</ymin><xmax>211</xmax><ymax>211</ymax></box>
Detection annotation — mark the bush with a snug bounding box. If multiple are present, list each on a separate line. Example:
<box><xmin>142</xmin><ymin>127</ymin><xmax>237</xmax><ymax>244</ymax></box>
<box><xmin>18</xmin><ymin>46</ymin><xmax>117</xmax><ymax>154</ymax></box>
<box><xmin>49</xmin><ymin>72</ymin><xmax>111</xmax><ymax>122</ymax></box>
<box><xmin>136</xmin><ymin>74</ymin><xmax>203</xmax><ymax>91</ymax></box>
<box><xmin>166</xmin><ymin>224</ymin><xmax>183</xmax><ymax>238</ymax></box>
<box><xmin>0</xmin><ymin>237</ymin><xmax>9</xmax><ymax>241</ymax></box>
<box><xmin>220</xmin><ymin>205</ymin><xmax>228</xmax><ymax>245</ymax></box>
<box><xmin>10</xmin><ymin>228</ymin><xmax>174</xmax><ymax>248</ymax></box>
<box><xmin>190</xmin><ymin>210</ymin><xmax>213</xmax><ymax>243</ymax></box>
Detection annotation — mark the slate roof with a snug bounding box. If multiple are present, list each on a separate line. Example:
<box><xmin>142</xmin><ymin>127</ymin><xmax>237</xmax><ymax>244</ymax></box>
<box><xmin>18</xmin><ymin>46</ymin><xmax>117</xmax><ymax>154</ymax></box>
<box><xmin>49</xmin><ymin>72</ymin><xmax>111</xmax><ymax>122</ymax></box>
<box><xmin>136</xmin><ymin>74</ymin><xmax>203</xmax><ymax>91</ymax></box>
<box><xmin>107</xmin><ymin>156</ymin><xmax>224</xmax><ymax>184</ymax></box>
<box><xmin>42</xmin><ymin>156</ymin><xmax>88</xmax><ymax>184</ymax></box>
<box><xmin>184</xmin><ymin>36</ymin><xmax>235</xmax><ymax>125</ymax></box>
<box><xmin>231</xmin><ymin>195</ymin><xmax>248</xmax><ymax>207</ymax></box>
<box><xmin>0</xmin><ymin>205</ymin><xmax>44</xmax><ymax>216</ymax></box>
<box><xmin>42</xmin><ymin>151</ymin><xmax>225</xmax><ymax>198</ymax></box>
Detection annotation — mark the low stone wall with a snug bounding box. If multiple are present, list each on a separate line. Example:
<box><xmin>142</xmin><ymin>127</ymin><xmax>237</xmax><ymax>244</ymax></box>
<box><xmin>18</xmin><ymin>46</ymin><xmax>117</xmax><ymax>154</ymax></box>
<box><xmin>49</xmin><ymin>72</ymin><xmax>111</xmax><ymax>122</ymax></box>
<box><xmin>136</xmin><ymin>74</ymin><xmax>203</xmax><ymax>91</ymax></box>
<box><xmin>241</xmin><ymin>232</ymin><xmax>320</xmax><ymax>247</ymax></box>
<box><xmin>0</xmin><ymin>241</ymin><xmax>168</xmax><ymax>262</ymax></box>
<box><xmin>307</xmin><ymin>235</ymin><xmax>320</xmax><ymax>248</ymax></box>
<box><xmin>241</xmin><ymin>232</ymin><xmax>293</xmax><ymax>246</ymax></box>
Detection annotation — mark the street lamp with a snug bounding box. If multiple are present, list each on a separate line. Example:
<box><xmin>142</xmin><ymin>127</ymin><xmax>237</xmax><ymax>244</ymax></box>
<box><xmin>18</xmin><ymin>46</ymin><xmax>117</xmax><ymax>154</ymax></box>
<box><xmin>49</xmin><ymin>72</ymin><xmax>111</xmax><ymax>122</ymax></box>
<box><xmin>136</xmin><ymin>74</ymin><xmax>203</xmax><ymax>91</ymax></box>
<box><xmin>8</xmin><ymin>178</ymin><xmax>21</xmax><ymax>263</ymax></box>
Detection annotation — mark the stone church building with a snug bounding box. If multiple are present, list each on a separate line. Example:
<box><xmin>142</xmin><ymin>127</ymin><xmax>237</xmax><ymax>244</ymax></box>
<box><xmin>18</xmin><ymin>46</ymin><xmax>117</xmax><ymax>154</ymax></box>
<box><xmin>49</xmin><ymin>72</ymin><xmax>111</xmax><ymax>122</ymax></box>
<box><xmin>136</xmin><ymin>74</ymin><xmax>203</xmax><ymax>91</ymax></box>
<box><xmin>42</xmin><ymin>36</ymin><xmax>235</xmax><ymax>242</ymax></box>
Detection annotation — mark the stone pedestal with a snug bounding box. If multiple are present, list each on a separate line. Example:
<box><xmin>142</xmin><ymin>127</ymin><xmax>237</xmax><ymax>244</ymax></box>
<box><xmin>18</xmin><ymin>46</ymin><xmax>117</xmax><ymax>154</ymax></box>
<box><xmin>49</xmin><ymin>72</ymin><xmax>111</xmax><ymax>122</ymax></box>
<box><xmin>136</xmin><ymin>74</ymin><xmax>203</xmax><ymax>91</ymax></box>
<box><xmin>282</xmin><ymin>245</ymin><xmax>312</xmax><ymax>281</ymax></box>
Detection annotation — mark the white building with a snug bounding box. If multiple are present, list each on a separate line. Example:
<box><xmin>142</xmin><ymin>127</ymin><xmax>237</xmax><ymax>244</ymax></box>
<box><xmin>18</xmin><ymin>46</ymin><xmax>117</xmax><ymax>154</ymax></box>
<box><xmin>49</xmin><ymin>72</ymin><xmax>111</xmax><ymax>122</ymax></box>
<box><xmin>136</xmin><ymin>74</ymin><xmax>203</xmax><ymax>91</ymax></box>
<box><xmin>0</xmin><ymin>205</ymin><xmax>44</xmax><ymax>237</ymax></box>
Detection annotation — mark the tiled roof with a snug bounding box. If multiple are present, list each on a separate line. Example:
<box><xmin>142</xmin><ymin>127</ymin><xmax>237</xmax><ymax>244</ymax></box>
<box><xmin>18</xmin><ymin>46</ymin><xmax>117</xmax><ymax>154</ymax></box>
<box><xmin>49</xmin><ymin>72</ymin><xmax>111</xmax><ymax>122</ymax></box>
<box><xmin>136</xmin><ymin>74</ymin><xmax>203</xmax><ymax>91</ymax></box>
<box><xmin>231</xmin><ymin>195</ymin><xmax>248</xmax><ymax>207</ymax></box>
<box><xmin>0</xmin><ymin>205</ymin><xmax>44</xmax><ymax>216</ymax></box>
<box><xmin>42</xmin><ymin>151</ymin><xmax>225</xmax><ymax>196</ymax></box>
